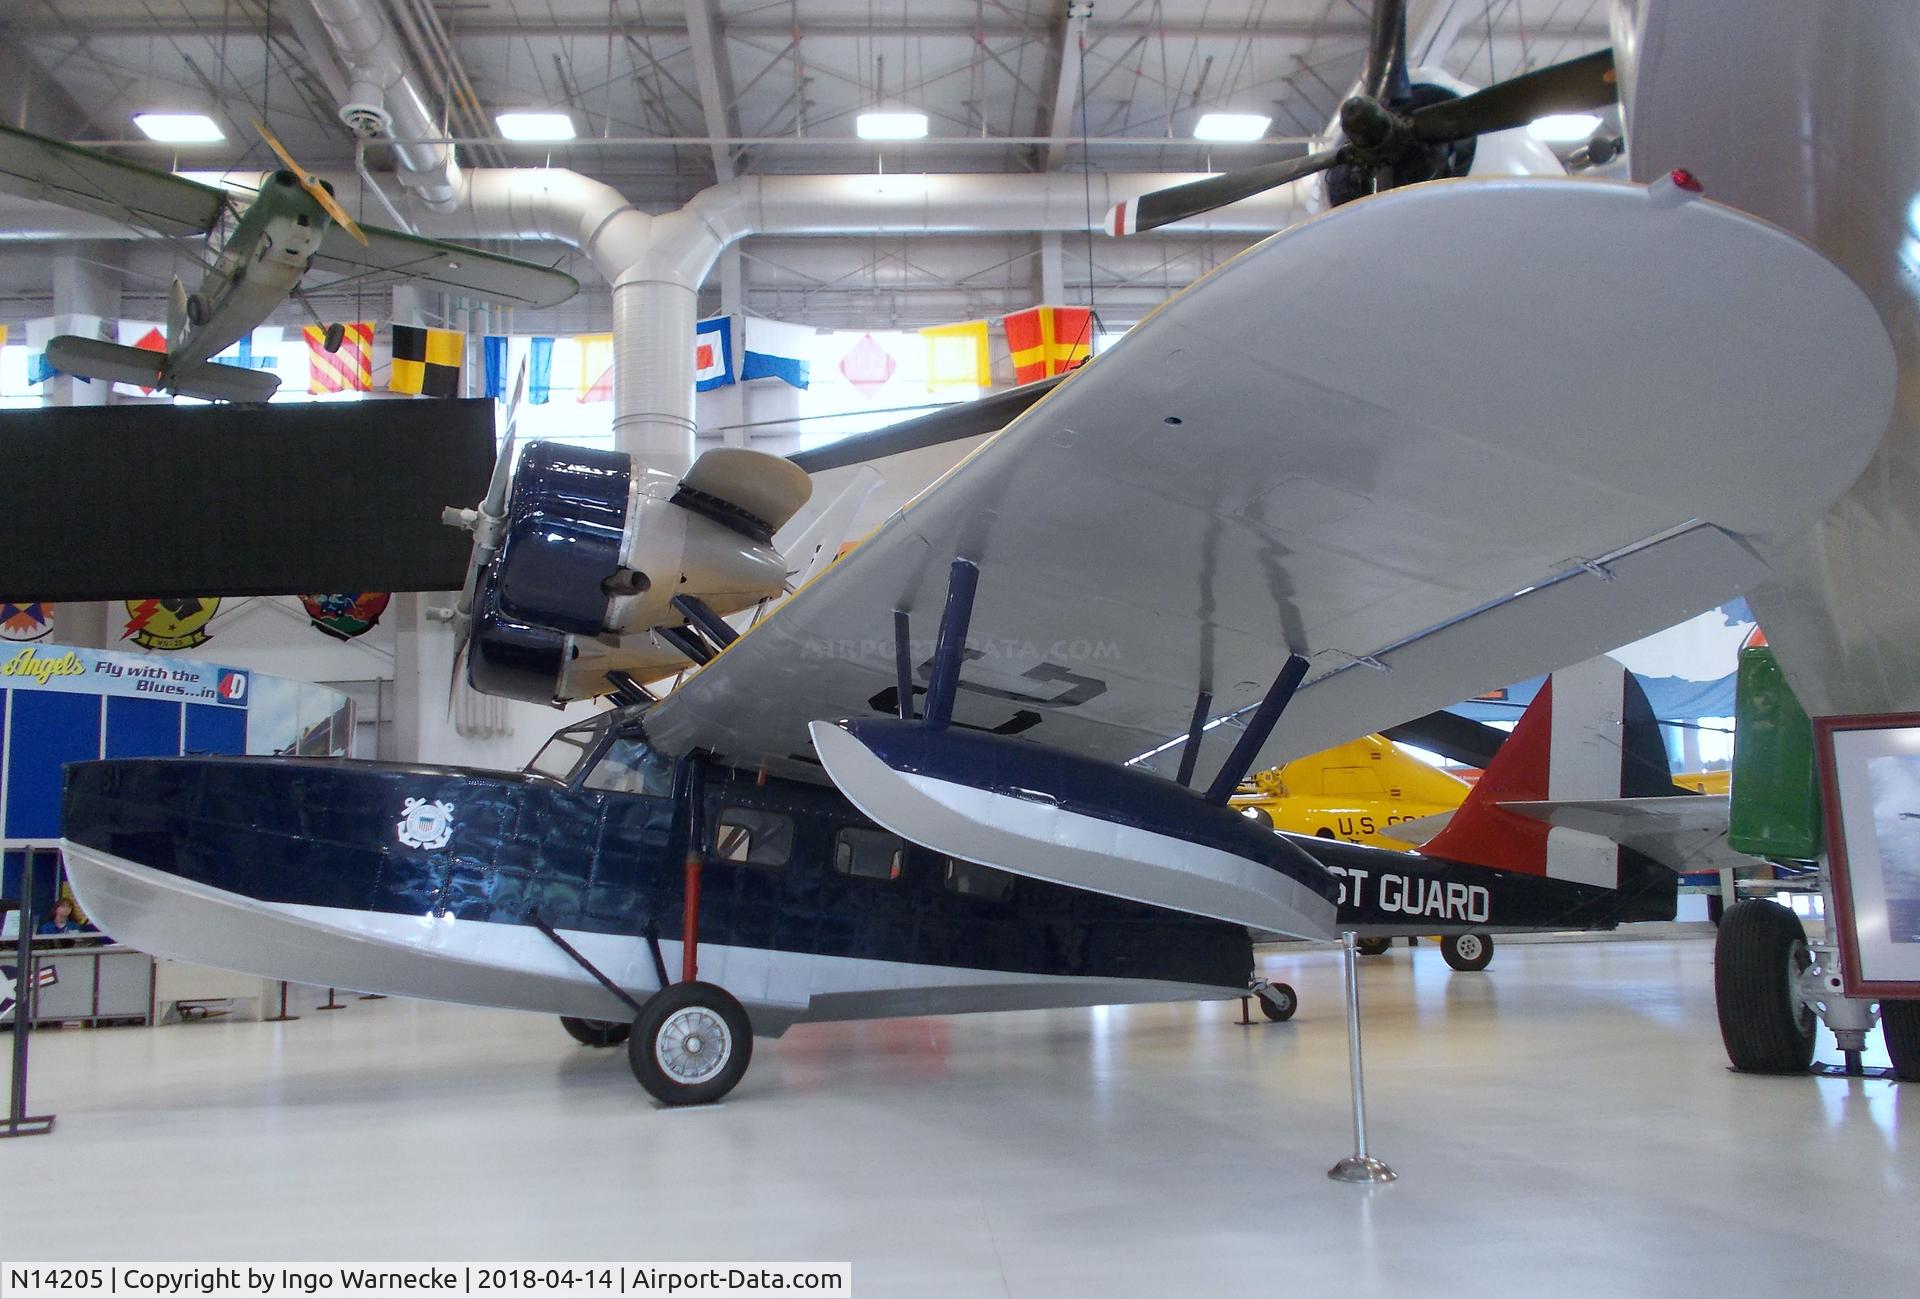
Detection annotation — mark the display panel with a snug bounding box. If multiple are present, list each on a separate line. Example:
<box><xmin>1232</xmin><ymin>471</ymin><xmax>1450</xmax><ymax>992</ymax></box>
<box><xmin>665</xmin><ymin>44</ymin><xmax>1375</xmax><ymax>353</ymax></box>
<box><xmin>0</xmin><ymin>398</ymin><xmax>495</xmax><ymax>599</ymax></box>
<box><xmin>1814</xmin><ymin>712</ymin><xmax>1920</xmax><ymax>995</ymax></box>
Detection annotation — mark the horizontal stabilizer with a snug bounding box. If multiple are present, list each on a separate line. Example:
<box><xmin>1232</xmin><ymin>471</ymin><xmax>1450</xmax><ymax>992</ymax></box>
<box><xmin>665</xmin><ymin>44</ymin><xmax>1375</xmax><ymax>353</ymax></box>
<box><xmin>43</xmin><ymin>336</ymin><xmax>166</xmax><ymax>390</ymax></box>
<box><xmin>1497</xmin><ymin>795</ymin><xmax>1759</xmax><ymax>874</ymax></box>
<box><xmin>165</xmin><ymin>360</ymin><xmax>282</xmax><ymax>403</ymax></box>
<box><xmin>811</xmin><ymin>719</ymin><xmax>1338</xmax><ymax>940</ymax></box>
<box><xmin>0</xmin><ymin>400</ymin><xmax>496</xmax><ymax>600</ymax></box>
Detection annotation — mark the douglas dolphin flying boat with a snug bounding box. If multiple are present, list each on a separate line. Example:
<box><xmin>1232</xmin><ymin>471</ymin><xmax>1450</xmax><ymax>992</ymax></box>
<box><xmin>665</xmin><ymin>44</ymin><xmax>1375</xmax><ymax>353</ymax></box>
<box><xmin>56</xmin><ymin>148</ymin><xmax>1897</xmax><ymax>1105</ymax></box>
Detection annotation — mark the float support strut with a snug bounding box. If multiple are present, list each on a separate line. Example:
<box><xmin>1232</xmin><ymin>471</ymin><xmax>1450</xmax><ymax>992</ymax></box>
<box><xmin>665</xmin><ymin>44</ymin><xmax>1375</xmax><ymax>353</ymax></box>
<box><xmin>923</xmin><ymin>559</ymin><xmax>979</xmax><ymax>731</ymax></box>
<box><xmin>1175</xmin><ymin>689</ymin><xmax>1213</xmax><ymax>788</ymax></box>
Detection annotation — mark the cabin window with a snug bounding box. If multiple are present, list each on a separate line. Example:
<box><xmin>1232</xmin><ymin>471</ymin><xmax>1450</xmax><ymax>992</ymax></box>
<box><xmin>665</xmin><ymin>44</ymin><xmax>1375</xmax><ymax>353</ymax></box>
<box><xmin>584</xmin><ymin>735</ymin><xmax>675</xmax><ymax>797</ymax></box>
<box><xmin>1322</xmin><ymin>766</ymin><xmax>1385</xmax><ymax>796</ymax></box>
<box><xmin>712</xmin><ymin>806</ymin><xmax>794</xmax><ymax>868</ymax></box>
<box><xmin>834</xmin><ymin>827</ymin><xmax>904</xmax><ymax>881</ymax></box>
<box><xmin>944</xmin><ymin>858</ymin><xmax>1014</xmax><ymax>901</ymax></box>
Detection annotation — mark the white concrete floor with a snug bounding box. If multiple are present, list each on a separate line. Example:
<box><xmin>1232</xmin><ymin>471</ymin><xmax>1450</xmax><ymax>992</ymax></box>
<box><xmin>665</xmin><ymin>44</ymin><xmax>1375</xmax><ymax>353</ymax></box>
<box><xmin>7</xmin><ymin>936</ymin><xmax>1916</xmax><ymax>1297</ymax></box>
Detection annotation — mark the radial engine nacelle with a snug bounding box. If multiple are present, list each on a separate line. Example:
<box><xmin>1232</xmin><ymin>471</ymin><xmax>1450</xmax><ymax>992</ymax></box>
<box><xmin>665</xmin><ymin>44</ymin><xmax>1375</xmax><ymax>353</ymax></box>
<box><xmin>466</xmin><ymin>442</ymin><xmax>811</xmax><ymax>704</ymax></box>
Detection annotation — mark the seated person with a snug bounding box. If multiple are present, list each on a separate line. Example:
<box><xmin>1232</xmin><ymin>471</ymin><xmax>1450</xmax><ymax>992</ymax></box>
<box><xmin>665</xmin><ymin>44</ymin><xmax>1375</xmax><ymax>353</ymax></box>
<box><xmin>37</xmin><ymin>898</ymin><xmax>92</xmax><ymax>939</ymax></box>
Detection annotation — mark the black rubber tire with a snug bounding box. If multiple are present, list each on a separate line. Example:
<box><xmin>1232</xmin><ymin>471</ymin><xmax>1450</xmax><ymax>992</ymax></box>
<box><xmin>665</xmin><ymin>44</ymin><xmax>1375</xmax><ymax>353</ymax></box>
<box><xmin>323</xmin><ymin>321</ymin><xmax>346</xmax><ymax>353</ymax></box>
<box><xmin>1441</xmin><ymin>932</ymin><xmax>1493</xmax><ymax>972</ymax></box>
<box><xmin>1881</xmin><ymin>999</ymin><xmax>1920</xmax><ymax>1083</ymax></box>
<box><xmin>628</xmin><ymin>981</ymin><xmax>753</xmax><ymax>1106</ymax></box>
<box><xmin>559</xmin><ymin>1016</ymin><xmax>630</xmax><ymax>1048</ymax></box>
<box><xmin>1714</xmin><ymin>899</ymin><xmax>1815</xmax><ymax>1075</ymax></box>
<box><xmin>1706</xmin><ymin>892</ymin><xmax>1725</xmax><ymax>926</ymax></box>
<box><xmin>1356</xmin><ymin>936</ymin><xmax>1393</xmax><ymax>957</ymax></box>
<box><xmin>185</xmin><ymin>293</ymin><xmax>209</xmax><ymax>326</ymax></box>
<box><xmin>1256</xmin><ymin>982</ymin><xmax>1297</xmax><ymax>1022</ymax></box>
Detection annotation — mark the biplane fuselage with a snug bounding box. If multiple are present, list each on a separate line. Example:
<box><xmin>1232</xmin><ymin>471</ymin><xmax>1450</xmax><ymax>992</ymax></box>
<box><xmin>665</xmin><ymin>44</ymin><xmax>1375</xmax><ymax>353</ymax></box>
<box><xmin>170</xmin><ymin>169</ymin><xmax>331</xmax><ymax>369</ymax></box>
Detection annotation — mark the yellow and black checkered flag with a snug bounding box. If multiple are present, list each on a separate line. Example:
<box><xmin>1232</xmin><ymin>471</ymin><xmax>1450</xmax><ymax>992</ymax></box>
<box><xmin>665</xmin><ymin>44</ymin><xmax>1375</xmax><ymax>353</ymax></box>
<box><xmin>390</xmin><ymin>325</ymin><xmax>464</xmax><ymax>397</ymax></box>
<box><xmin>304</xmin><ymin>323</ymin><xmax>373</xmax><ymax>394</ymax></box>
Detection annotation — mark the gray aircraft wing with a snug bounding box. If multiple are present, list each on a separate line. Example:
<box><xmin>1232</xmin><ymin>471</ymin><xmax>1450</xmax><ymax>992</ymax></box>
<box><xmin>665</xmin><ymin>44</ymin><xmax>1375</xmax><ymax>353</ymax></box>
<box><xmin>311</xmin><ymin>224</ymin><xmax>579</xmax><ymax>309</ymax></box>
<box><xmin>639</xmin><ymin>177</ymin><xmax>1895</xmax><ymax>785</ymax></box>
<box><xmin>0</xmin><ymin>123</ymin><xmax>228</xmax><ymax>238</ymax></box>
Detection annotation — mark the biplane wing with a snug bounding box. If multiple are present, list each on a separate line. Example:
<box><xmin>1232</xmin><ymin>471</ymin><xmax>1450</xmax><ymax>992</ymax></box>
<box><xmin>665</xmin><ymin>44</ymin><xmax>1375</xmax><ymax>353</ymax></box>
<box><xmin>0</xmin><ymin>122</ymin><xmax>227</xmax><ymax>238</ymax></box>
<box><xmin>310</xmin><ymin>222</ymin><xmax>579</xmax><ymax>309</ymax></box>
<box><xmin>640</xmin><ymin>177</ymin><xmax>1895</xmax><ymax>788</ymax></box>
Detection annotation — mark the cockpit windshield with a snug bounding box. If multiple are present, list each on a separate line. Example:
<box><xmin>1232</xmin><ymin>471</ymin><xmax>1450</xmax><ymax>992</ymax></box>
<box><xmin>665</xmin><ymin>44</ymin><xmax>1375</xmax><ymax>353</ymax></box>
<box><xmin>523</xmin><ymin>710</ymin><xmax>671</xmax><ymax>796</ymax></box>
<box><xmin>524</xmin><ymin>719</ymin><xmax>605</xmax><ymax>783</ymax></box>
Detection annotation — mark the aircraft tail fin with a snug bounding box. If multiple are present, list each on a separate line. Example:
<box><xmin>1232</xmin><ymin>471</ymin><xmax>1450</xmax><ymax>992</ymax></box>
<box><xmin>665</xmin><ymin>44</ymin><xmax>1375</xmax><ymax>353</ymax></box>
<box><xmin>1420</xmin><ymin>656</ymin><xmax>1678</xmax><ymax>892</ymax></box>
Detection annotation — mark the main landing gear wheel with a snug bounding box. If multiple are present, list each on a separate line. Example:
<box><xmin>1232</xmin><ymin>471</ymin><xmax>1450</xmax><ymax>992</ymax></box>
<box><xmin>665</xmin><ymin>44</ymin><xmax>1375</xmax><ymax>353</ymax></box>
<box><xmin>1881</xmin><ymin>1000</ymin><xmax>1920</xmax><ymax>1083</ymax></box>
<box><xmin>1715</xmin><ymin>899</ymin><xmax>1816</xmax><ymax>1074</ymax></box>
<box><xmin>628</xmin><ymin>981</ymin><xmax>753</xmax><ymax>1106</ymax></box>
<box><xmin>1356</xmin><ymin>936</ymin><xmax>1393</xmax><ymax>957</ymax></box>
<box><xmin>1256</xmin><ymin>982</ymin><xmax>1298</xmax><ymax>1022</ymax></box>
<box><xmin>185</xmin><ymin>293</ymin><xmax>209</xmax><ymax>326</ymax></box>
<box><xmin>559</xmin><ymin>1016</ymin><xmax>630</xmax><ymax>1048</ymax></box>
<box><xmin>1441</xmin><ymin>932</ymin><xmax>1493</xmax><ymax>972</ymax></box>
<box><xmin>323</xmin><ymin>321</ymin><xmax>346</xmax><ymax>353</ymax></box>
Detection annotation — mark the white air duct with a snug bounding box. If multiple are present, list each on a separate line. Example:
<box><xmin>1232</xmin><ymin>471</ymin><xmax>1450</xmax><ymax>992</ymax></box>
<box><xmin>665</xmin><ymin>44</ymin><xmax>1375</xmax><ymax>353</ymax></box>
<box><xmin>305</xmin><ymin>0</ymin><xmax>460</xmax><ymax>210</ymax></box>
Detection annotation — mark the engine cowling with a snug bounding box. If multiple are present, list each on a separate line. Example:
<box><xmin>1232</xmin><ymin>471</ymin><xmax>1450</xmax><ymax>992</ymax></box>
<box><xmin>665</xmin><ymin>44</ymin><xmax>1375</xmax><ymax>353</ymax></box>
<box><xmin>467</xmin><ymin>442</ymin><xmax>811</xmax><ymax>704</ymax></box>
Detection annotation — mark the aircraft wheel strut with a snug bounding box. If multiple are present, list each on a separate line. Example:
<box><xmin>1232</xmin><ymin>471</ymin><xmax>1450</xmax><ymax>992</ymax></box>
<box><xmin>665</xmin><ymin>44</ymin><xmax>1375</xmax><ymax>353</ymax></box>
<box><xmin>628</xmin><ymin>981</ymin><xmax>753</xmax><ymax>1106</ymax></box>
<box><xmin>559</xmin><ymin>1016</ymin><xmax>630</xmax><ymax>1048</ymax></box>
<box><xmin>1441</xmin><ymin>932</ymin><xmax>1493</xmax><ymax>971</ymax></box>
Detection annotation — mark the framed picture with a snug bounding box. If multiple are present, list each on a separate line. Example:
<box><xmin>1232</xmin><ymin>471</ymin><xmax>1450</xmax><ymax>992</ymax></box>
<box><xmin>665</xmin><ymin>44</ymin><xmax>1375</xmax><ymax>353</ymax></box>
<box><xmin>1814</xmin><ymin>712</ymin><xmax>1920</xmax><ymax>996</ymax></box>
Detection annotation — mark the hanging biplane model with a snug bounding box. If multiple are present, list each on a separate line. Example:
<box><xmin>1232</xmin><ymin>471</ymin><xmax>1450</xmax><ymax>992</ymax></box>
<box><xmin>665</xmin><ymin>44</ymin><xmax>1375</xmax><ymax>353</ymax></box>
<box><xmin>0</xmin><ymin>120</ymin><xmax>576</xmax><ymax>401</ymax></box>
<box><xmin>32</xmin><ymin>0</ymin><xmax>1912</xmax><ymax>1103</ymax></box>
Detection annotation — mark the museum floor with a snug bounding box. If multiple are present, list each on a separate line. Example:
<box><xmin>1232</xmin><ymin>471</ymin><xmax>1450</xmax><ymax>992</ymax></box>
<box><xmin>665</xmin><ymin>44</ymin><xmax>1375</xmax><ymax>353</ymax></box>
<box><xmin>10</xmin><ymin>934</ymin><xmax>1913</xmax><ymax>1296</ymax></box>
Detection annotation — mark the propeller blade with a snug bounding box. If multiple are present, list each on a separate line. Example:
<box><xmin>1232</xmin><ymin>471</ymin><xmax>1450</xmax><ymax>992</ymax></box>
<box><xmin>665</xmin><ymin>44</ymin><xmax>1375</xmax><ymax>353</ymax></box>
<box><xmin>1411</xmin><ymin>47</ymin><xmax>1617</xmax><ymax>144</ymax></box>
<box><xmin>253</xmin><ymin>117</ymin><xmax>369</xmax><ymax>246</ymax></box>
<box><xmin>1362</xmin><ymin>0</ymin><xmax>1410</xmax><ymax>104</ymax></box>
<box><xmin>1108</xmin><ymin>147</ymin><xmax>1342</xmax><ymax>235</ymax></box>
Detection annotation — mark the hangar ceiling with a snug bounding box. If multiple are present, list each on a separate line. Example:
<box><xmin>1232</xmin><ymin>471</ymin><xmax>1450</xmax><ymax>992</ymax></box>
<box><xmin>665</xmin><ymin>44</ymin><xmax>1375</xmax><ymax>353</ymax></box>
<box><xmin>0</xmin><ymin>1</ymin><xmax>1610</xmax><ymax>327</ymax></box>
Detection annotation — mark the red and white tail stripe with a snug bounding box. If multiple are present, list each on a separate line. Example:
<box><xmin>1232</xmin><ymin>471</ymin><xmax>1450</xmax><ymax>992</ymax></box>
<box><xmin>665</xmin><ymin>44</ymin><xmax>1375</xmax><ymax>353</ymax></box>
<box><xmin>1421</xmin><ymin>657</ymin><xmax>1629</xmax><ymax>887</ymax></box>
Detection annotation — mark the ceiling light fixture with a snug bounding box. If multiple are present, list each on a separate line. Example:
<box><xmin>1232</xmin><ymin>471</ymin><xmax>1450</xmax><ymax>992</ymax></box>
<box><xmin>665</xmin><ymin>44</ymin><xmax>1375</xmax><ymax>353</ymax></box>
<box><xmin>1527</xmin><ymin>112</ymin><xmax>1604</xmax><ymax>144</ymax></box>
<box><xmin>133</xmin><ymin>113</ymin><xmax>225</xmax><ymax>143</ymax></box>
<box><xmin>496</xmin><ymin>111</ymin><xmax>577</xmax><ymax>142</ymax></box>
<box><xmin>1193</xmin><ymin>112</ymin><xmax>1272</xmax><ymax>142</ymax></box>
<box><xmin>856</xmin><ymin>110</ymin><xmax>929</xmax><ymax>141</ymax></box>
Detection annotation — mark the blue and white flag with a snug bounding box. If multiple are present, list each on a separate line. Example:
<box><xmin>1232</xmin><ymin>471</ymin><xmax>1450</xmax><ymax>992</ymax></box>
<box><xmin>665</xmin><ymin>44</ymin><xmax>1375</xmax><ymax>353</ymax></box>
<box><xmin>739</xmin><ymin>315</ymin><xmax>813</xmax><ymax>390</ymax></box>
<box><xmin>528</xmin><ymin>336</ymin><xmax>554</xmax><ymax>405</ymax></box>
<box><xmin>694</xmin><ymin>316</ymin><xmax>734</xmax><ymax>391</ymax></box>
<box><xmin>483</xmin><ymin>335</ymin><xmax>509</xmax><ymax>399</ymax></box>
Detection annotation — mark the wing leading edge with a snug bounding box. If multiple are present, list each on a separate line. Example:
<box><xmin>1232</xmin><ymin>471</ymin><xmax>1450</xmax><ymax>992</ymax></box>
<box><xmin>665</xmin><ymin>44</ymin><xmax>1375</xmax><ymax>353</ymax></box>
<box><xmin>640</xmin><ymin>176</ymin><xmax>1895</xmax><ymax>786</ymax></box>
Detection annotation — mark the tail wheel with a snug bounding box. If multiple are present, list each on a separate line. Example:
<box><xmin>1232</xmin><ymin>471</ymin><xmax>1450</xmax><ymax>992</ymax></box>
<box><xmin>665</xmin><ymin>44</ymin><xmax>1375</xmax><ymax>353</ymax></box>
<box><xmin>1441</xmin><ymin>932</ymin><xmax>1493</xmax><ymax>971</ymax></box>
<box><xmin>628</xmin><ymin>981</ymin><xmax>753</xmax><ymax>1106</ymax></box>
<box><xmin>1714</xmin><ymin>899</ymin><xmax>1815</xmax><ymax>1074</ymax></box>
<box><xmin>1882</xmin><ymin>1000</ymin><xmax>1920</xmax><ymax>1082</ymax></box>
<box><xmin>1356</xmin><ymin>936</ymin><xmax>1393</xmax><ymax>957</ymax></box>
<box><xmin>1256</xmin><ymin>982</ymin><xmax>1298</xmax><ymax>1022</ymax></box>
<box><xmin>559</xmin><ymin>1016</ymin><xmax>630</xmax><ymax>1048</ymax></box>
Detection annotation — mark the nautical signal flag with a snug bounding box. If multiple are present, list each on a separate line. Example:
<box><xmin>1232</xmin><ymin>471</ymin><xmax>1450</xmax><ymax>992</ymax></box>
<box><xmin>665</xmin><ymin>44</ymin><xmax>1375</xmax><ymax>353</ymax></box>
<box><xmin>1003</xmin><ymin>305</ymin><xmax>1092</xmax><ymax>384</ymax></box>
<box><xmin>390</xmin><ymin>325</ymin><xmax>463</xmax><ymax>397</ymax></box>
<box><xmin>482</xmin><ymin>335</ymin><xmax>509</xmax><ymax>399</ymax></box>
<box><xmin>695</xmin><ymin>316</ymin><xmax>733</xmax><ymax>390</ymax></box>
<box><xmin>528</xmin><ymin>336</ymin><xmax>554</xmax><ymax>404</ymax></box>
<box><xmin>305</xmin><ymin>322</ymin><xmax>373</xmax><ymax>394</ymax></box>
<box><xmin>578</xmin><ymin>333</ymin><xmax>614</xmax><ymax>402</ymax></box>
<box><xmin>919</xmin><ymin>320</ymin><xmax>990</xmax><ymax>391</ymax></box>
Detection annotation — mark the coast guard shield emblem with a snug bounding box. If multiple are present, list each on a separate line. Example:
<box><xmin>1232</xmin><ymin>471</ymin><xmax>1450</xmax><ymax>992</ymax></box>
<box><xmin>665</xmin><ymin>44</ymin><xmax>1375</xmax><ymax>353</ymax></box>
<box><xmin>396</xmin><ymin>797</ymin><xmax>455</xmax><ymax>850</ymax></box>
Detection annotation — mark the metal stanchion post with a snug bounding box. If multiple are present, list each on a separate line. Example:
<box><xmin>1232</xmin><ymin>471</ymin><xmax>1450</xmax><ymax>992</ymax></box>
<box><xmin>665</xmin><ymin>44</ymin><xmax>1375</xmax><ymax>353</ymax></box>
<box><xmin>1328</xmin><ymin>931</ymin><xmax>1392</xmax><ymax>1183</ymax></box>
<box><xmin>3</xmin><ymin>861</ymin><xmax>56</xmax><ymax>1138</ymax></box>
<box><xmin>316</xmin><ymin>988</ymin><xmax>346</xmax><ymax>1011</ymax></box>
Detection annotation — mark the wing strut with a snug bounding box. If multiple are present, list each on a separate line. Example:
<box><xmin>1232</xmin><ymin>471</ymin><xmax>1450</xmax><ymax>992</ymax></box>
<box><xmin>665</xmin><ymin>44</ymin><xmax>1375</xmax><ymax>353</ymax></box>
<box><xmin>1204</xmin><ymin>655</ymin><xmax>1312</xmax><ymax>804</ymax></box>
<box><xmin>892</xmin><ymin>610</ymin><xmax>915</xmax><ymax>721</ymax></box>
